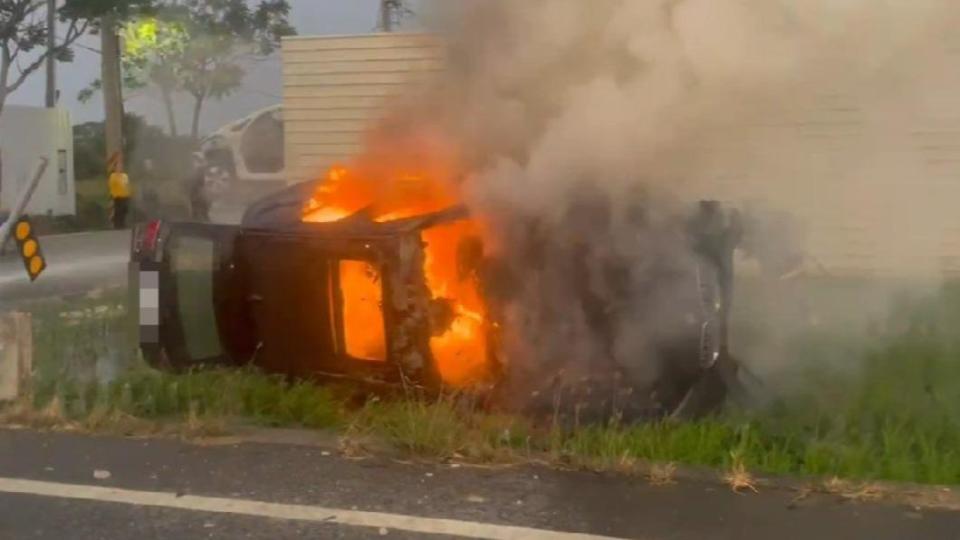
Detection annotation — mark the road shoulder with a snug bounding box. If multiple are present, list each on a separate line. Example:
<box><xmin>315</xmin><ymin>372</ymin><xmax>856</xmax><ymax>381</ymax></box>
<box><xmin>0</xmin><ymin>428</ymin><xmax>958</xmax><ymax>540</ymax></box>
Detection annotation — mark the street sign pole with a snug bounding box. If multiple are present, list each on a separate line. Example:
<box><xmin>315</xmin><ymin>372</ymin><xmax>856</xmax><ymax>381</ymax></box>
<box><xmin>0</xmin><ymin>158</ymin><xmax>49</xmax><ymax>249</ymax></box>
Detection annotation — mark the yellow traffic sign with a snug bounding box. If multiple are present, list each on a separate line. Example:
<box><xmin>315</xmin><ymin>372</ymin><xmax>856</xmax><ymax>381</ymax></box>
<box><xmin>12</xmin><ymin>217</ymin><xmax>44</xmax><ymax>281</ymax></box>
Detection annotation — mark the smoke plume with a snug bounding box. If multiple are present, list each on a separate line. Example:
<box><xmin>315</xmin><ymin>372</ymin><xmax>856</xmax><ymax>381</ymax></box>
<box><xmin>364</xmin><ymin>0</ymin><xmax>960</xmax><ymax>412</ymax></box>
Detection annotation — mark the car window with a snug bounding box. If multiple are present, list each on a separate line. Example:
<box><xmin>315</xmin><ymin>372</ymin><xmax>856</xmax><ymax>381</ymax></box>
<box><xmin>240</xmin><ymin>110</ymin><xmax>285</xmax><ymax>174</ymax></box>
<box><xmin>170</xmin><ymin>235</ymin><xmax>223</xmax><ymax>361</ymax></box>
<box><xmin>339</xmin><ymin>260</ymin><xmax>387</xmax><ymax>362</ymax></box>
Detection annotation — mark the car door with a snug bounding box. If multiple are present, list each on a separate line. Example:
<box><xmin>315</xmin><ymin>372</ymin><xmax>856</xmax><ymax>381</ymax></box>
<box><xmin>131</xmin><ymin>221</ymin><xmax>255</xmax><ymax>372</ymax></box>
<box><xmin>233</xmin><ymin>229</ymin><xmax>399</xmax><ymax>382</ymax></box>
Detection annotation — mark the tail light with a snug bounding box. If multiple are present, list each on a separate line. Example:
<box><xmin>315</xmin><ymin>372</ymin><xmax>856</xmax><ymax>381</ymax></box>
<box><xmin>141</xmin><ymin>220</ymin><xmax>163</xmax><ymax>254</ymax></box>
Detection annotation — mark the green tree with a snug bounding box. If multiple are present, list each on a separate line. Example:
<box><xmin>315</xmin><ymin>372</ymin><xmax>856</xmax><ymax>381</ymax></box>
<box><xmin>170</xmin><ymin>0</ymin><xmax>295</xmax><ymax>138</ymax></box>
<box><xmin>79</xmin><ymin>1</ymin><xmax>294</xmax><ymax>139</ymax></box>
<box><xmin>0</xmin><ymin>0</ymin><xmax>153</xmax><ymax>115</ymax></box>
<box><xmin>121</xmin><ymin>16</ymin><xmax>188</xmax><ymax>135</ymax></box>
<box><xmin>78</xmin><ymin>16</ymin><xmax>186</xmax><ymax>135</ymax></box>
<box><xmin>73</xmin><ymin>113</ymin><xmax>158</xmax><ymax>178</ymax></box>
<box><xmin>74</xmin><ymin>112</ymin><xmax>194</xmax><ymax>184</ymax></box>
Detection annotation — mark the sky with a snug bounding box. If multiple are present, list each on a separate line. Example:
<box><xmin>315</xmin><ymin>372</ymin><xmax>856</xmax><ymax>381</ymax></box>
<box><xmin>8</xmin><ymin>0</ymin><xmax>414</xmax><ymax>135</ymax></box>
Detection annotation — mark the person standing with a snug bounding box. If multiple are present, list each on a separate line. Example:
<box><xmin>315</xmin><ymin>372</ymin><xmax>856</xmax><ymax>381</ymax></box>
<box><xmin>107</xmin><ymin>152</ymin><xmax>131</xmax><ymax>229</ymax></box>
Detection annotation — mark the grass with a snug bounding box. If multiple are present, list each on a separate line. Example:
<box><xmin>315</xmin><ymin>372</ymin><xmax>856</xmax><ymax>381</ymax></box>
<box><xmin>28</xmin><ymin>290</ymin><xmax>137</xmax><ymax>385</ymax></box>
<box><xmin>23</xmin><ymin>368</ymin><xmax>344</xmax><ymax>433</ymax></box>
<box><xmin>6</xmin><ymin>283</ymin><xmax>960</xmax><ymax>486</ymax></box>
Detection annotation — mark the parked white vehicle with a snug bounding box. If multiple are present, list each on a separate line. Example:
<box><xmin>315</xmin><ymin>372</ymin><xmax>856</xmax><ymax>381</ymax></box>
<box><xmin>198</xmin><ymin>105</ymin><xmax>285</xmax><ymax>185</ymax></box>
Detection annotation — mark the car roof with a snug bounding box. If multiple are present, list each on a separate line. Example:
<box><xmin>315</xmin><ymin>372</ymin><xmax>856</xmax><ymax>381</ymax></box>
<box><xmin>241</xmin><ymin>180</ymin><xmax>469</xmax><ymax>238</ymax></box>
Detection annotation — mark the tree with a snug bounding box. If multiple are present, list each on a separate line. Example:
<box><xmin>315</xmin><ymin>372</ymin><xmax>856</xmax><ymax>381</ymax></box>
<box><xmin>80</xmin><ymin>1</ymin><xmax>294</xmax><ymax>139</ymax></box>
<box><xmin>74</xmin><ymin>113</ymin><xmax>156</xmax><ymax>178</ymax></box>
<box><xmin>74</xmin><ymin>112</ymin><xmax>193</xmax><ymax>181</ymax></box>
<box><xmin>0</xmin><ymin>0</ymin><xmax>85</xmax><ymax>115</ymax></box>
<box><xmin>130</xmin><ymin>1</ymin><xmax>293</xmax><ymax>139</ymax></box>
<box><xmin>0</xmin><ymin>0</ymin><xmax>152</xmax><ymax>117</ymax></box>
<box><xmin>170</xmin><ymin>0</ymin><xmax>295</xmax><ymax>138</ymax></box>
<box><xmin>78</xmin><ymin>15</ymin><xmax>186</xmax><ymax>135</ymax></box>
<box><xmin>120</xmin><ymin>16</ymin><xmax>188</xmax><ymax>135</ymax></box>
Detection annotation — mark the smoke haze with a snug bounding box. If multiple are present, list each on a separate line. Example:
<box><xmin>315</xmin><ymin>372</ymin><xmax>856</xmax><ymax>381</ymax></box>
<box><xmin>407</xmin><ymin>0</ymin><xmax>960</xmax><ymax>275</ymax></box>
<box><xmin>359</xmin><ymin>0</ymin><xmax>960</xmax><ymax>410</ymax></box>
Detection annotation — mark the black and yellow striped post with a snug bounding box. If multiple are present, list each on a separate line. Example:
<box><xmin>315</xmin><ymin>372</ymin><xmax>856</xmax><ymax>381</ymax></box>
<box><xmin>12</xmin><ymin>217</ymin><xmax>45</xmax><ymax>281</ymax></box>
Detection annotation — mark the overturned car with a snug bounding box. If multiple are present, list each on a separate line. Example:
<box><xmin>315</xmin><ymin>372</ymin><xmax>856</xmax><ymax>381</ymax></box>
<box><xmin>130</xmin><ymin>176</ymin><xmax>743</xmax><ymax>420</ymax></box>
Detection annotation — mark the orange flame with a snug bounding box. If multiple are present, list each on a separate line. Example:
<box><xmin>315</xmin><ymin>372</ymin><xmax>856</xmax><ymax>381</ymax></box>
<box><xmin>303</xmin><ymin>167</ymin><xmax>459</xmax><ymax>225</ymax></box>
<box><xmin>422</xmin><ymin>219</ymin><xmax>488</xmax><ymax>385</ymax></box>
<box><xmin>339</xmin><ymin>260</ymin><xmax>387</xmax><ymax>363</ymax></box>
<box><xmin>303</xmin><ymin>164</ymin><xmax>489</xmax><ymax>387</ymax></box>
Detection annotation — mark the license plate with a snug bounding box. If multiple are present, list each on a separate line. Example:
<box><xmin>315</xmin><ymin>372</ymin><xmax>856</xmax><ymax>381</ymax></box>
<box><xmin>133</xmin><ymin>261</ymin><xmax>161</xmax><ymax>344</ymax></box>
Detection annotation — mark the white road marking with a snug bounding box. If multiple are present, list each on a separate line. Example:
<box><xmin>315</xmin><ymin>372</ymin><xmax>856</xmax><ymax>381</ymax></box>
<box><xmin>0</xmin><ymin>477</ymin><xmax>634</xmax><ymax>540</ymax></box>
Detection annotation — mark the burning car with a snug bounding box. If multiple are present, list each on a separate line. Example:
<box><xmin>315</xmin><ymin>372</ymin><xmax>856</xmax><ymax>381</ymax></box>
<box><xmin>130</xmin><ymin>166</ymin><xmax>743</xmax><ymax>420</ymax></box>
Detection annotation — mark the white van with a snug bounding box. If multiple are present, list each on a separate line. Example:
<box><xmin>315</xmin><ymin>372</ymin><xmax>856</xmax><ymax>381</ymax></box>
<box><xmin>199</xmin><ymin>105</ymin><xmax>285</xmax><ymax>185</ymax></box>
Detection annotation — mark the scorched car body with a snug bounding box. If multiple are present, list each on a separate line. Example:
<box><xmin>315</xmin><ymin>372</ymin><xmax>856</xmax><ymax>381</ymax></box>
<box><xmin>130</xmin><ymin>182</ymin><xmax>743</xmax><ymax>418</ymax></box>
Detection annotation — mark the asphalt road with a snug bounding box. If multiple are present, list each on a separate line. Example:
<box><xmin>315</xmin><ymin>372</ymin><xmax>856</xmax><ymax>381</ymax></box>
<box><xmin>0</xmin><ymin>429</ymin><xmax>958</xmax><ymax>539</ymax></box>
<box><xmin>0</xmin><ymin>230</ymin><xmax>130</xmax><ymax>306</ymax></box>
<box><xmin>0</xmin><ymin>198</ymin><xmax>249</xmax><ymax>306</ymax></box>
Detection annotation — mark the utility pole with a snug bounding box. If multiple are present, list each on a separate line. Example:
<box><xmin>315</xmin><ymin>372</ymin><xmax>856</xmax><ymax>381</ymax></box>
<box><xmin>100</xmin><ymin>15</ymin><xmax>124</xmax><ymax>169</ymax></box>
<box><xmin>45</xmin><ymin>0</ymin><xmax>56</xmax><ymax>107</ymax></box>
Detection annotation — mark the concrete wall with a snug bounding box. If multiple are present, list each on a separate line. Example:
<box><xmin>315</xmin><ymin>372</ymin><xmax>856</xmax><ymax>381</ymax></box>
<box><xmin>281</xmin><ymin>33</ymin><xmax>442</xmax><ymax>183</ymax></box>
<box><xmin>0</xmin><ymin>106</ymin><xmax>75</xmax><ymax>216</ymax></box>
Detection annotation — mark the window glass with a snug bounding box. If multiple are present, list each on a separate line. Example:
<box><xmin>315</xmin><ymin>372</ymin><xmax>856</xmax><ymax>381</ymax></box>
<box><xmin>241</xmin><ymin>110</ymin><xmax>284</xmax><ymax>174</ymax></box>
<box><xmin>171</xmin><ymin>235</ymin><xmax>222</xmax><ymax>360</ymax></box>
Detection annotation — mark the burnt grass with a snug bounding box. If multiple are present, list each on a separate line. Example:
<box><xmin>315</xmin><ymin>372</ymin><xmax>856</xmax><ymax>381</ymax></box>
<box><xmin>6</xmin><ymin>283</ymin><xmax>960</xmax><ymax>486</ymax></box>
